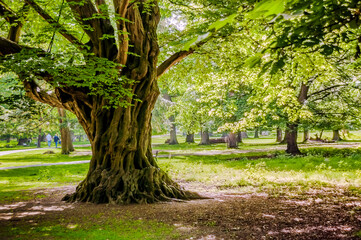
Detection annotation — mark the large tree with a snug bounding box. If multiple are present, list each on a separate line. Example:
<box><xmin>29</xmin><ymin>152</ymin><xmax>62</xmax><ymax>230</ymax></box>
<box><xmin>0</xmin><ymin>0</ymin><xmax>241</xmax><ymax>204</ymax></box>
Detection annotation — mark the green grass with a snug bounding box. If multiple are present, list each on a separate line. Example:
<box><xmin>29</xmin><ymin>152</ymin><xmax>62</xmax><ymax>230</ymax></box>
<box><xmin>0</xmin><ymin>140</ymin><xmax>90</xmax><ymax>151</ymax></box>
<box><xmin>0</xmin><ymin>149</ymin><xmax>91</xmax><ymax>168</ymax></box>
<box><xmin>0</xmin><ymin>164</ymin><xmax>88</xmax><ymax>203</ymax></box>
<box><xmin>1</xmin><ymin>147</ymin><xmax>361</xmax><ymax>202</ymax></box>
<box><xmin>158</xmin><ymin>147</ymin><xmax>361</xmax><ymax>197</ymax></box>
<box><xmin>3</xmin><ymin>215</ymin><xmax>180</xmax><ymax>240</ymax></box>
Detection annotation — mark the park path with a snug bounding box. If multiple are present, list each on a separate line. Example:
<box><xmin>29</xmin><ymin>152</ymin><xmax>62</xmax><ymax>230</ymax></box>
<box><xmin>0</xmin><ymin>142</ymin><xmax>359</xmax><ymax>170</ymax></box>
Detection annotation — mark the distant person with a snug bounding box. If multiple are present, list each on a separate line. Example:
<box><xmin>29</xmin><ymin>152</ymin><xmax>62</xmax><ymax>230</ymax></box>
<box><xmin>46</xmin><ymin>133</ymin><xmax>52</xmax><ymax>147</ymax></box>
<box><xmin>54</xmin><ymin>134</ymin><xmax>60</xmax><ymax>148</ymax></box>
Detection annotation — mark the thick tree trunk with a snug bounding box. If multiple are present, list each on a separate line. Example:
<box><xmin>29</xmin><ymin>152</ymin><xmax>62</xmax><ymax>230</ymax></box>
<box><xmin>200</xmin><ymin>129</ymin><xmax>210</xmax><ymax>145</ymax></box>
<box><xmin>63</xmin><ymin>93</ymin><xmax>196</xmax><ymax>204</ymax></box>
<box><xmin>332</xmin><ymin>130</ymin><xmax>341</xmax><ymax>141</ymax></box>
<box><xmin>37</xmin><ymin>128</ymin><xmax>42</xmax><ymax>148</ymax></box>
<box><xmin>276</xmin><ymin>127</ymin><xmax>282</xmax><ymax>142</ymax></box>
<box><xmin>186</xmin><ymin>133</ymin><xmax>195</xmax><ymax>143</ymax></box>
<box><xmin>227</xmin><ymin>132</ymin><xmax>238</xmax><ymax>148</ymax></box>
<box><xmin>62</xmin><ymin>3</ymin><xmax>197</xmax><ymax>204</ymax></box>
<box><xmin>254</xmin><ymin>128</ymin><xmax>259</xmax><ymax>138</ymax></box>
<box><xmin>303</xmin><ymin>129</ymin><xmax>310</xmax><ymax>143</ymax></box>
<box><xmin>286</xmin><ymin>124</ymin><xmax>301</xmax><ymax>155</ymax></box>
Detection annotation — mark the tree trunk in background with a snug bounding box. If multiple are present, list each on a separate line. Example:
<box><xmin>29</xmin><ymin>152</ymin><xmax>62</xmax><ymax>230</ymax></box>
<box><xmin>227</xmin><ymin>132</ymin><xmax>238</xmax><ymax>148</ymax></box>
<box><xmin>254</xmin><ymin>128</ymin><xmax>259</xmax><ymax>138</ymax></box>
<box><xmin>303</xmin><ymin>129</ymin><xmax>310</xmax><ymax>143</ymax></box>
<box><xmin>276</xmin><ymin>127</ymin><xmax>282</xmax><ymax>142</ymax></box>
<box><xmin>5</xmin><ymin>135</ymin><xmax>10</xmax><ymax>143</ymax></box>
<box><xmin>236</xmin><ymin>132</ymin><xmax>243</xmax><ymax>143</ymax></box>
<box><xmin>186</xmin><ymin>133</ymin><xmax>195</xmax><ymax>143</ymax></box>
<box><xmin>58</xmin><ymin>108</ymin><xmax>70</xmax><ymax>154</ymax></box>
<box><xmin>241</xmin><ymin>131</ymin><xmax>248</xmax><ymax>138</ymax></box>
<box><xmin>200</xmin><ymin>129</ymin><xmax>210</xmax><ymax>145</ymax></box>
<box><xmin>37</xmin><ymin>128</ymin><xmax>42</xmax><ymax>148</ymax></box>
<box><xmin>163</xmin><ymin>93</ymin><xmax>178</xmax><ymax>145</ymax></box>
<box><xmin>168</xmin><ymin>115</ymin><xmax>178</xmax><ymax>145</ymax></box>
<box><xmin>280</xmin><ymin>129</ymin><xmax>288</xmax><ymax>144</ymax></box>
<box><xmin>67</xmin><ymin>130</ymin><xmax>74</xmax><ymax>152</ymax></box>
<box><xmin>286</xmin><ymin>124</ymin><xmax>301</xmax><ymax>155</ymax></box>
<box><xmin>332</xmin><ymin>130</ymin><xmax>341</xmax><ymax>141</ymax></box>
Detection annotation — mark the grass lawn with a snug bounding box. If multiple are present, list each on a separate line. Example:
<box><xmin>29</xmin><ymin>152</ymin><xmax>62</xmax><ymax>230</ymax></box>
<box><xmin>0</xmin><ymin>149</ymin><xmax>91</xmax><ymax>168</ymax></box>
<box><xmin>3</xmin><ymin>214</ymin><xmax>179</xmax><ymax>240</ymax></box>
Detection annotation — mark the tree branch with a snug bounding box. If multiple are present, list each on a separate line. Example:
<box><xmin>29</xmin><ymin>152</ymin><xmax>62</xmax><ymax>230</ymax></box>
<box><xmin>66</xmin><ymin>0</ymin><xmax>117</xmax><ymax>59</ymax></box>
<box><xmin>113</xmin><ymin>0</ymin><xmax>129</xmax><ymax>66</ymax></box>
<box><xmin>0</xmin><ymin>36</ymin><xmax>22</xmax><ymax>55</ymax></box>
<box><xmin>307</xmin><ymin>84</ymin><xmax>347</xmax><ymax>98</ymax></box>
<box><xmin>0</xmin><ymin>1</ymin><xmax>29</xmax><ymax>42</ymax></box>
<box><xmin>23</xmin><ymin>80</ymin><xmax>69</xmax><ymax>110</ymax></box>
<box><xmin>24</xmin><ymin>0</ymin><xmax>83</xmax><ymax>49</ymax></box>
<box><xmin>157</xmin><ymin>49</ymin><xmax>194</xmax><ymax>78</ymax></box>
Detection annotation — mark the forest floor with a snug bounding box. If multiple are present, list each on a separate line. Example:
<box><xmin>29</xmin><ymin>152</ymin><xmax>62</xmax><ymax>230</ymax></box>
<box><xmin>1</xmin><ymin>182</ymin><xmax>360</xmax><ymax>239</ymax></box>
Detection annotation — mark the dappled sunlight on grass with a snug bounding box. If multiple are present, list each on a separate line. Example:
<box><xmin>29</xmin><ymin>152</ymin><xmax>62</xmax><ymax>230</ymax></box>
<box><xmin>159</xmin><ymin>148</ymin><xmax>361</xmax><ymax>197</ymax></box>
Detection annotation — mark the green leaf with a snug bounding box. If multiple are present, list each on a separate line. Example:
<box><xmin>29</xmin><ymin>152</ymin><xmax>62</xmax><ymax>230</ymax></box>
<box><xmin>245</xmin><ymin>53</ymin><xmax>263</xmax><ymax>68</ymax></box>
<box><xmin>320</xmin><ymin>45</ymin><xmax>334</xmax><ymax>56</ymax></box>
<box><xmin>247</xmin><ymin>0</ymin><xmax>286</xmax><ymax>19</ymax></box>
<box><xmin>208</xmin><ymin>13</ymin><xmax>238</xmax><ymax>31</ymax></box>
<box><xmin>182</xmin><ymin>33</ymin><xmax>211</xmax><ymax>51</ymax></box>
<box><xmin>182</xmin><ymin>37</ymin><xmax>198</xmax><ymax>51</ymax></box>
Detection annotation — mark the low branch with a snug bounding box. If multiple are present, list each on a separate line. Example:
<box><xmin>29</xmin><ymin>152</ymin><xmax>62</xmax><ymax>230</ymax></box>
<box><xmin>24</xmin><ymin>0</ymin><xmax>83</xmax><ymax>49</ymax></box>
<box><xmin>0</xmin><ymin>36</ymin><xmax>22</xmax><ymax>55</ymax></box>
<box><xmin>23</xmin><ymin>80</ymin><xmax>69</xmax><ymax>110</ymax></box>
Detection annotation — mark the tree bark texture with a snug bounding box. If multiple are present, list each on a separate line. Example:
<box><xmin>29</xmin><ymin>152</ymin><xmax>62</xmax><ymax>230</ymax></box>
<box><xmin>200</xmin><ymin>129</ymin><xmax>210</xmax><ymax>145</ymax></box>
<box><xmin>285</xmin><ymin>124</ymin><xmax>301</xmax><ymax>155</ymax></box>
<box><xmin>227</xmin><ymin>132</ymin><xmax>238</xmax><ymax>149</ymax></box>
<box><xmin>58</xmin><ymin>108</ymin><xmax>71</xmax><ymax>155</ymax></box>
<box><xmin>254</xmin><ymin>128</ymin><xmax>259</xmax><ymax>138</ymax></box>
<box><xmin>276</xmin><ymin>127</ymin><xmax>282</xmax><ymax>142</ymax></box>
<box><xmin>332</xmin><ymin>130</ymin><xmax>341</xmax><ymax>141</ymax></box>
<box><xmin>186</xmin><ymin>133</ymin><xmax>195</xmax><ymax>143</ymax></box>
<box><xmin>37</xmin><ymin>128</ymin><xmax>42</xmax><ymax>148</ymax></box>
<box><xmin>303</xmin><ymin>129</ymin><xmax>310</xmax><ymax>143</ymax></box>
<box><xmin>168</xmin><ymin>115</ymin><xmax>178</xmax><ymax>145</ymax></box>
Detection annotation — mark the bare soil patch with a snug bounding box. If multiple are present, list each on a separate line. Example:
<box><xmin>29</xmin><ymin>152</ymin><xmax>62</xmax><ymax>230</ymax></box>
<box><xmin>1</xmin><ymin>182</ymin><xmax>360</xmax><ymax>239</ymax></box>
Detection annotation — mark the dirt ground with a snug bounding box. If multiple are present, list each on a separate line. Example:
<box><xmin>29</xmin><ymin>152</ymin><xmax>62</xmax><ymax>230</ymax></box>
<box><xmin>1</xmin><ymin>182</ymin><xmax>360</xmax><ymax>240</ymax></box>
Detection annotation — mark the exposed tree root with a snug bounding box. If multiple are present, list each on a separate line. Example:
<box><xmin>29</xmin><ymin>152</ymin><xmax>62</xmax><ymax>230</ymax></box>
<box><xmin>63</xmin><ymin>166</ymin><xmax>202</xmax><ymax>204</ymax></box>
